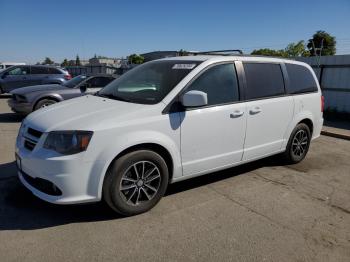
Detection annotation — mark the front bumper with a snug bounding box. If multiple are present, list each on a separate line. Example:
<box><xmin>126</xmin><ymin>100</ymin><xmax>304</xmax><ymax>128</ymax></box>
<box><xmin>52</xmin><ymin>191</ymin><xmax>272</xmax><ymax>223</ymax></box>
<box><xmin>16</xmin><ymin>134</ymin><xmax>105</xmax><ymax>204</ymax></box>
<box><xmin>8</xmin><ymin>99</ymin><xmax>32</xmax><ymax>114</ymax></box>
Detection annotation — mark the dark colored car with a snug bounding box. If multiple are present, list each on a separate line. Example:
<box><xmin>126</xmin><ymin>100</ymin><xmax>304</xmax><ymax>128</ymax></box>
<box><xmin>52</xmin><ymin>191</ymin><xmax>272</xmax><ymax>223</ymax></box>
<box><xmin>0</xmin><ymin>65</ymin><xmax>71</xmax><ymax>94</ymax></box>
<box><xmin>8</xmin><ymin>74</ymin><xmax>116</xmax><ymax>114</ymax></box>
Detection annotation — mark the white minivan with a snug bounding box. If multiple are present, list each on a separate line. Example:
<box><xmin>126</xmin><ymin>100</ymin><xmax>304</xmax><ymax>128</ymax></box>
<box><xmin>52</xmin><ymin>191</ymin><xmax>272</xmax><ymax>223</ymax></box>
<box><xmin>15</xmin><ymin>54</ymin><xmax>323</xmax><ymax>215</ymax></box>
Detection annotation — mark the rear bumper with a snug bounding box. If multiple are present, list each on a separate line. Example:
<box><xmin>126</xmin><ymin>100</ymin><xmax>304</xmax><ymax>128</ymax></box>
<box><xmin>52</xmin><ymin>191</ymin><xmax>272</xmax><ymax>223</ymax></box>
<box><xmin>8</xmin><ymin>99</ymin><xmax>32</xmax><ymax>114</ymax></box>
<box><xmin>312</xmin><ymin>117</ymin><xmax>324</xmax><ymax>140</ymax></box>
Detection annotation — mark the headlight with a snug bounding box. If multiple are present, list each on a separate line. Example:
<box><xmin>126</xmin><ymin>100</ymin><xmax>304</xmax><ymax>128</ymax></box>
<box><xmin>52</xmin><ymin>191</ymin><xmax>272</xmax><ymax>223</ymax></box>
<box><xmin>43</xmin><ymin>131</ymin><xmax>93</xmax><ymax>155</ymax></box>
<box><xmin>15</xmin><ymin>94</ymin><xmax>27</xmax><ymax>103</ymax></box>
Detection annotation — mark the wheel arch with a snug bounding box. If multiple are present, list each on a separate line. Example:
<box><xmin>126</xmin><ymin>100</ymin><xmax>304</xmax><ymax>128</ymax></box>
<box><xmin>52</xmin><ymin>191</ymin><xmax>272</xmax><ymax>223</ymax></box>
<box><xmin>298</xmin><ymin>118</ymin><xmax>314</xmax><ymax>135</ymax></box>
<box><xmin>283</xmin><ymin>110</ymin><xmax>315</xmax><ymax>149</ymax></box>
<box><xmin>104</xmin><ymin>143</ymin><xmax>174</xmax><ymax>183</ymax></box>
<box><xmin>33</xmin><ymin>95</ymin><xmax>62</xmax><ymax>110</ymax></box>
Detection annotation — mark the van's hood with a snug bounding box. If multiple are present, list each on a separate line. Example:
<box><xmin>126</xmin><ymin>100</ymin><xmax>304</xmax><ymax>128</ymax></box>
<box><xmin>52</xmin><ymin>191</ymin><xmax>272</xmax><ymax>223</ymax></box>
<box><xmin>11</xmin><ymin>84</ymin><xmax>64</xmax><ymax>95</ymax></box>
<box><xmin>24</xmin><ymin>95</ymin><xmax>154</xmax><ymax>132</ymax></box>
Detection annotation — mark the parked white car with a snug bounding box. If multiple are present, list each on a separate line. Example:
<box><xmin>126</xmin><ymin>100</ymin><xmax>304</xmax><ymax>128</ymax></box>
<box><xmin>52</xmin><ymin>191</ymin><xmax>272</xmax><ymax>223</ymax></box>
<box><xmin>0</xmin><ymin>62</ymin><xmax>25</xmax><ymax>71</ymax></box>
<box><xmin>16</xmin><ymin>54</ymin><xmax>323</xmax><ymax>215</ymax></box>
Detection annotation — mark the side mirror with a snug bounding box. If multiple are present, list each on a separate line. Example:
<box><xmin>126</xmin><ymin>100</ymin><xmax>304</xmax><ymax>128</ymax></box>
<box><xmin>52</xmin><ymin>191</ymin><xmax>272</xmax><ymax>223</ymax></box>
<box><xmin>181</xmin><ymin>90</ymin><xmax>208</xmax><ymax>107</ymax></box>
<box><xmin>80</xmin><ymin>85</ymin><xmax>87</xmax><ymax>93</ymax></box>
<box><xmin>80</xmin><ymin>83</ymin><xmax>91</xmax><ymax>92</ymax></box>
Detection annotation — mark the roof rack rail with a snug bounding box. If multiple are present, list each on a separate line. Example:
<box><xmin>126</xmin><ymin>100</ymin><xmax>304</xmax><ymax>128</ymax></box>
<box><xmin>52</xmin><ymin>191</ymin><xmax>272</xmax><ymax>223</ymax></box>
<box><xmin>189</xmin><ymin>49</ymin><xmax>244</xmax><ymax>56</ymax></box>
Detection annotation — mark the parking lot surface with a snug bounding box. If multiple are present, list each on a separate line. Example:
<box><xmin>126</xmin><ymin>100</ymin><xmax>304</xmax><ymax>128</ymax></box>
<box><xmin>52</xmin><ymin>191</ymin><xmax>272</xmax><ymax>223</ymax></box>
<box><xmin>0</xmin><ymin>97</ymin><xmax>350</xmax><ymax>262</ymax></box>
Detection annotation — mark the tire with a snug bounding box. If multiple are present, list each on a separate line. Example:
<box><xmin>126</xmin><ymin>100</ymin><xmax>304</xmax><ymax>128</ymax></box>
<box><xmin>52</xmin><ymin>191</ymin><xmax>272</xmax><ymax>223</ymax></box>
<box><xmin>34</xmin><ymin>99</ymin><xmax>57</xmax><ymax>111</ymax></box>
<box><xmin>103</xmin><ymin>150</ymin><xmax>169</xmax><ymax>216</ymax></box>
<box><xmin>282</xmin><ymin>123</ymin><xmax>311</xmax><ymax>164</ymax></box>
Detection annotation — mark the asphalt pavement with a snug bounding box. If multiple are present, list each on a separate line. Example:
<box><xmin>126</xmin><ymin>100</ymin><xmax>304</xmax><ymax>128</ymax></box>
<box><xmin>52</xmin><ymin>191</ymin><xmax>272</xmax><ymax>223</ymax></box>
<box><xmin>0</xmin><ymin>96</ymin><xmax>350</xmax><ymax>262</ymax></box>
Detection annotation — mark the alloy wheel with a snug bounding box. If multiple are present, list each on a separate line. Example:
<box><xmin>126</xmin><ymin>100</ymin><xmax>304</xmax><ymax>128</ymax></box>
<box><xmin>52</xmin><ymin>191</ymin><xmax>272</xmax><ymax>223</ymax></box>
<box><xmin>119</xmin><ymin>161</ymin><xmax>161</xmax><ymax>206</ymax></box>
<box><xmin>291</xmin><ymin>129</ymin><xmax>309</xmax><ymax>157</ymax></box>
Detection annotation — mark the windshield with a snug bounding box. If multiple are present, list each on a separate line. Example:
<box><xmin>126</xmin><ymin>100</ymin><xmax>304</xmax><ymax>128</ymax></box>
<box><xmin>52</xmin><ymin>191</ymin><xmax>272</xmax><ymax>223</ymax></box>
<box><xmin>98</xmin><ymin>60</ymin><xmax>200</xmax><ymax>104</ymax></box>
<box><xmin>63</xmin><ymin>75</ymin><xmax>88</xmax><ymax>88</ymax></box>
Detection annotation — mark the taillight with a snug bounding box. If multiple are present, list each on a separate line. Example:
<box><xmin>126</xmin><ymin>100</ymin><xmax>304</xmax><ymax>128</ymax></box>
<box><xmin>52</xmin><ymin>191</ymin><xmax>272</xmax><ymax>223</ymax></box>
<box><xmin>321</xmin><ymin>95</ymin><xmax>324</xmax><ymax>112</ymax></box>
<box><xmin>64</xmin><ymin>74</ymin><xmax>72</xmax><ymax>80</ymax></box>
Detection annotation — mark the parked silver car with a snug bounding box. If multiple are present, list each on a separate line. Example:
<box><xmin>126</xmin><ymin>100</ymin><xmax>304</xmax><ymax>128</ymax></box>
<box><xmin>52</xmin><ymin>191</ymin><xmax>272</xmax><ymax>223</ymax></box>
<box><xmin>0</xmin><ymin>65</ymin><xmax>71</xmax><ymax>94</ymax></box>
<box><xmin>8</xmin><ymin>74</ymin><xmax>116</xmax><ymax>114</ymax></box>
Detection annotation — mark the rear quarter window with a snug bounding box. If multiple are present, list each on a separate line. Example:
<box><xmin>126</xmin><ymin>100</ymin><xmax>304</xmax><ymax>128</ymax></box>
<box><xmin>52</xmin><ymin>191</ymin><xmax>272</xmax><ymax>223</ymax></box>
<box><xmin>48</xmin><ymin>67</ymin><xmax>63</xmax><ymax>74</ymax></box>
<box><xmin>286</xmin><ymin>63</ymin><xmax>318</xmax><ymax>94</ymax></box>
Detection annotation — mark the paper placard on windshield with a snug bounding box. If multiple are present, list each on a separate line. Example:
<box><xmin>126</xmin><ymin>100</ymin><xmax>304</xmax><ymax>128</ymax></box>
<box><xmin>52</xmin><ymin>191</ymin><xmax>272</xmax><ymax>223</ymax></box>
<box><xmin>172</xmin><ymin>64</ymin><xmax>196</xmax><ymax>70</ymax></box>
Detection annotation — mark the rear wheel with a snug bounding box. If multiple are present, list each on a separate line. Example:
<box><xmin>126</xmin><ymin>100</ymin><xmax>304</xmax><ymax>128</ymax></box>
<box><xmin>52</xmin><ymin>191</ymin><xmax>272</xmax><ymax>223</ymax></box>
<box><xmin>282</xmin><ymin>123</ymin><xmax>311</xmax><ymax>164</ymax></box>
<box><xmin>34</xmin><ymin>99</ymin><xmax>57</xmax><ymax>110</ymax></box>
<box><xmin>103</xmin><ymin>150</ymin><xmax>169</xmax><ymax>216</ymax></box>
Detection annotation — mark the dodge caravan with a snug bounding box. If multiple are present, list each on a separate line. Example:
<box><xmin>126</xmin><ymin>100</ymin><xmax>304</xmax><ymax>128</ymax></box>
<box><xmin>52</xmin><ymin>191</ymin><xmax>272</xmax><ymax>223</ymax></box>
<box><xmin>15</xmin><ymin>54</ymin><xmax>323</xmax><ymax>215</ymax></box>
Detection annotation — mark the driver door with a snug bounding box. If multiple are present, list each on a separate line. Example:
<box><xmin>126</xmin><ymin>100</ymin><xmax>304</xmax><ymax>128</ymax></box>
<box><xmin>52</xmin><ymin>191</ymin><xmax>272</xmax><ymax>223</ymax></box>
<box><xmin>180</xmin><ymin>63</ymin><xmax>246</xmax><ymax>176</ymax></box>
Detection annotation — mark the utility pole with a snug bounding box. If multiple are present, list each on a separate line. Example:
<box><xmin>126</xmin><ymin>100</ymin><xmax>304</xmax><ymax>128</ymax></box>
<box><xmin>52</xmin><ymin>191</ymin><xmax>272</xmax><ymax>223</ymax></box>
<box><xmin>312</xmin><ymin>39</ymin><xmax>324</xmax><ymax>67</ymax></box>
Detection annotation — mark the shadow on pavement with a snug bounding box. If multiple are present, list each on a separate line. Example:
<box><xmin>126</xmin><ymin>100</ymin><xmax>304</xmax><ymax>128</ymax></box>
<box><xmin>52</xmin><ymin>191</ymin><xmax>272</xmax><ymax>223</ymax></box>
<box><xmin>0</xmin><ymin>156</ymin><xmax>282</xmax><ymax>231</ymax></box>
<box><xmin>0</xmin><ymin>113</ymin><xmax>24</xmax><ymax>123</ymax></box>
<box><xmin>0</xmin><ymin>161</ymin><xmax>17</xmax><ymax>180</ymax></box>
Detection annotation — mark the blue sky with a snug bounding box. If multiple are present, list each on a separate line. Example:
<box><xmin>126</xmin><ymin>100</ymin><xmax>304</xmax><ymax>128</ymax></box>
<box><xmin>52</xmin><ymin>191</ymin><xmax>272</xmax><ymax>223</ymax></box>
<box><xmin>0</xmin><ymin>0</ymin><xmax>349</xmax><ymax>63</ymax></box>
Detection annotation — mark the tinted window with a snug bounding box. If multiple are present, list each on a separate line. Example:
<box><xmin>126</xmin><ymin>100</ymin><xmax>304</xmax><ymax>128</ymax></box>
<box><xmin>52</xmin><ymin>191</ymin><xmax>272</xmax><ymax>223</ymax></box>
<box><xmin>8</xmin><ymin>66</ymin><xmax>30</xmax><ymax>75</ymax></box>
<box><xmin>244</xmin><ymin>63</ymin><xmax>285</xmax><ymax>100</ymax></box>
<box><xmin>99</xmin><ymin>60</ymin><xmax>199</xmax><ymax>104</ymax></box>
<box><xmin>63</xmin><ymin>75</ymin><xmax>88</xmax><ymax>88</ymax></box>
<box><xmin>30</xmin><ymin>67</ymin><xmax>48</xmax><ymax>74</ymax></box>
<box><xmin>48</xmin><ymin>67</ymin><xmax>62</xmax><ymax>74</ymax></box>
<box><xmin>286</xmin><ymin>63</ymin><xmax>318</xmax><ymax>94</ymax></box>
<box><xmin>186</xmin><ymin>63</ymin><xmax>239</xmax><ymax>106</ymax></box>
<box><xmin>87</xmin><ymin>77</ymin><xmax>114</xmax><ymax>88</ymax></box>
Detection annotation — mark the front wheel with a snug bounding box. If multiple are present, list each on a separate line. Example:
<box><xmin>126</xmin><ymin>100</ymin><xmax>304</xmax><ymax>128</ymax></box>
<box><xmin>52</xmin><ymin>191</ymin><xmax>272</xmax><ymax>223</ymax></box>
<box><xmin>103</xmin><ymin>150</ymin><xmax>169</xmax><ymax>216</ymax></box>
<box><xmin>34</xmin><ymin>99</ymin><xmax>57</xmax><ymax>111</ymax></box>
<box><xmin>282</xmin><ymin>123</ymin><xmax>311</xmax><ymax>164</ymax></box>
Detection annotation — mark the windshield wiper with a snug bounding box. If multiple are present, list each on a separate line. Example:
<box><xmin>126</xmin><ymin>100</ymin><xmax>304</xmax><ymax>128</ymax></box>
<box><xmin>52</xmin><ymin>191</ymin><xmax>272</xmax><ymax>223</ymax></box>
<box><xmin>96</xmin><ymin>92</ymin><xmax>131</xmax><ymax>102</ymax></box>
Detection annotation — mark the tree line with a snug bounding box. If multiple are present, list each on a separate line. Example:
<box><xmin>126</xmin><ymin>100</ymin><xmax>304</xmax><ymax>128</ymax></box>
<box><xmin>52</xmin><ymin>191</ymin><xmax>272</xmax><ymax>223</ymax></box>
<box><xmin>251</xmin><ymin>30</ymin><xmax>336</xmax><ymax>57</ymax></box>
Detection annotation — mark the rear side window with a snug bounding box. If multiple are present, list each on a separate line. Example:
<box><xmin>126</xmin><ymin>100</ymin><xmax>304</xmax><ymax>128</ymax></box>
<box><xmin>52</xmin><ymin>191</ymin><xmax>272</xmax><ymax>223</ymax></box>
<box><xmin>243</xmin><ymin>63</ymin><xmax>285</xmax><ymax>100</ymax></box>
<box><xmin>286</xmin><ymin>63</ymin><xmax>318</xmax><ymax>94</ymax></box>
<box><xmin>48</xmin><ymin>67</ymin><xmax>62</xmax><ymax>74</ymax></box>
<box><xmin>30</xmin><ymin>67</ymin><xmax>48</xmax><ymax>74</ymax></box>
<box><xmin>186</xmin><ymin>63</ymin><xmax>239</xmax><ymax>106</ymax></box>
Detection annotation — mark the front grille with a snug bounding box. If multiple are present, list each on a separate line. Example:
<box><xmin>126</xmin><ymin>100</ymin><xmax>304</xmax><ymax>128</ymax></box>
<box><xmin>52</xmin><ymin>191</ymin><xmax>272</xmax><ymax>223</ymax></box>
<box><xmin>23</xmin><ymin>127</ymin><xmax>43</xmax><ymax>151</ymax></box>
<box><xmin>21</xmin><ymin>171</ymin><xmax>62</xmax><ymax>196</ymax></box>
<box><xmin>27</xmin><ymin>128</ymin><xmax>43</xmax><ymax>139</ymax></box>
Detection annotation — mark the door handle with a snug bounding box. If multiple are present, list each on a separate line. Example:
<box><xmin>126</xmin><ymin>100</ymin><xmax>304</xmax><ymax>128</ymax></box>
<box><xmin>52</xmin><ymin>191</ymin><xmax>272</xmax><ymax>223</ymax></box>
<box><xmin>230</xmin><ymin>110</ymin><xmax>244</xmax><ymax>118</ymax></box>
<box><xmin>249</xmin><ymin>107</ymin><xmax>262</xmax><ymax>115</ymax></box>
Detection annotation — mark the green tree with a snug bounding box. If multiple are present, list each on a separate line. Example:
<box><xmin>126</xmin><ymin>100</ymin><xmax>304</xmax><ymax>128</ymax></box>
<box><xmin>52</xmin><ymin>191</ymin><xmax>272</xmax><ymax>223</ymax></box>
<box><xmin>251</xmin><ymin>40</ymin><xmax>311</xmax><ymax>58</ymax></box>
<box><xmin>285</xmin><ymin>41</ymin><xmax>310</xmax><ymax>57</ymax></box>
<box><xmin>251</xmin><ymin>48</ymin><xmax>287</xmax><ymax>57</ymax></box>
<box><xmin>42</xmin><ymin>57</ymin><xmax>54</xmax><ymax>65</ymax></box>
<box><xmin>75</xmin><ymin>55</ymin><xmax>81</xmax><ymax>66</ymax></box>
<box><xmin>128</xmin><ymin>54</ymin><xmax>145</xmax><ymax>64</ymax></box>
<box><xmin>307</xmin><ymin>30</ymin><xmax>336</xmax><ymax>56</ymax></box>
<box><xmin>61</xmin><ymin>58</ymin><xmax>69</xmax><ymax>67</ymax></box>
